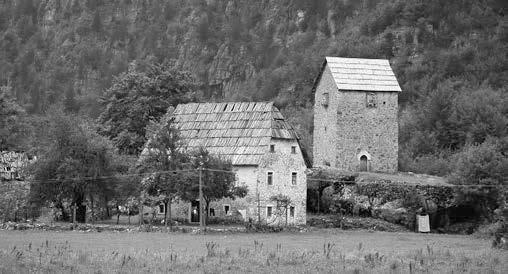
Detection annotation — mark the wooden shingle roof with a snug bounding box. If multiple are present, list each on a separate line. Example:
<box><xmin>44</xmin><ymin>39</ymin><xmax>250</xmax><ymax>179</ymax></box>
<box><xmin>315</xmin><ymin>57</ymin><xmax>402</xmax><ymax>92</ymax></box>
<box><xmin>170</xmin><ymin>102</ymin><xmax>303</xmax><ymax>166</ymax></box>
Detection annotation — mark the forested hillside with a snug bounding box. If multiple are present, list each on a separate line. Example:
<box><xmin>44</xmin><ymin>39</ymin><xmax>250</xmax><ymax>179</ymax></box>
<box><xmin>1</xmin><ymin>0</ymin><xmax>507</xmax><ymax>180</ymax></box>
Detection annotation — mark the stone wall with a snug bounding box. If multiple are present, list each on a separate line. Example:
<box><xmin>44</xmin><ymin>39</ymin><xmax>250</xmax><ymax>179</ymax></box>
<box><xmin>147</xmin><ymin>139</ymin><xmax>308</xmax><ymax>226</ymax></box>
<box><xmin>0</xmin><ymin>151</ymin><xmax>31</xmax><ymax>180</ymax></box>
<box><xmin>252</xmin><ymin>138</ymin><xmax>307</xmax><ymax>225</ymax></box>
<box><xmin>313</xmin><ymin>64</ymin><xmax>398</xmax><ymax>172</ymax></box>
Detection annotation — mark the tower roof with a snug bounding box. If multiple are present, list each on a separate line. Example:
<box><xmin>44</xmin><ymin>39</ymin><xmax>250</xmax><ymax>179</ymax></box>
<box><xmin>317</xmin><ymin>57</ymin><xmax>402</xmax><ymax>92</ymax></box>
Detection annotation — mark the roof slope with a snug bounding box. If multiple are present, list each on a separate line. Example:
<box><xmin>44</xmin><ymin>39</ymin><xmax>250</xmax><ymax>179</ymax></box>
<box><xmin>323</xmin><ymin>57</ymin><xmax>402</xmax><ymax>92</ymax></box>
<box><xmin>170</xmin><ymin>102</ymin><xmax>306</xmax><ymax>166</ymax></box>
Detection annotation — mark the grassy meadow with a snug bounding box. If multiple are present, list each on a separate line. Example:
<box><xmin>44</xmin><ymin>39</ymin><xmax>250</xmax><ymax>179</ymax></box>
<box><xmin>0</xmin><ymin>229</ymin><xmax>506</xmax><ymax>273</ymax></box>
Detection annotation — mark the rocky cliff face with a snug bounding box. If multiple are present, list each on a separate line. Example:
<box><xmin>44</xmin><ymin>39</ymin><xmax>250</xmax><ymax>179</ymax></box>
<box><xmin>2</xmin><ymin>0</ymin><xmax>506</xmax><ymax>168</ymax></box>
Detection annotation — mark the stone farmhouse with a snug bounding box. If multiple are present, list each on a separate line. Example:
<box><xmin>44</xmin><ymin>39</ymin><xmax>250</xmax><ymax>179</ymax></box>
<box><xmin>149</xmin><ymin>102</ymin><xmax>310</xmax><ymax>225</ymax></box>
<box><xmin>312</xmin><ymin>57</ymin><xmax>401</xmax><ymax>173</ymax></box>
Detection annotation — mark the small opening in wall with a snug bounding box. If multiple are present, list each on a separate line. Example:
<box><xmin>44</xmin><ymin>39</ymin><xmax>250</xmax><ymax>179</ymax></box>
<box><xmin>159</xmin><ymin>204</ymin><xmax>165</xmax><ymax>214</ymax></box>
<box><xmin>267</xmin><ymin>206</ymin><xmax>273</xmax><ymax>218</ymax></box>
<box><xmin>383</xmin><ymin>101</ymin><xmax>386</xmax><ymax>105</ymax></box>
<box><xmin>291</xmin><ymin>146</ymin><xmax>296</xmax><ymax>154</ymax></box>
<box><xmin>224</xmin><ymin>205</ymin><xmax>230</xmax><ymax>215</ymax></box>
<box><xmin>270</xmin><ymin>144</ymin><xmax>275</xmax><ymax>152</ymax></box>
<box><xmin>290</xmin><ymin>206</ymin><xmax>295</xmax><ymax>218</ymax></box>
<box><xmin>322</xmin><ymin>92</ymin><xmax>329</xmax><ymax>107</ymax></box>
<box><xmin>267</xmin><ymin>172</ymin><xmax>273</xmax><ymax>185</ymax></box>
<box><xmin>291</xmin><ymin>172</ymin><xmax>297</xmax><ymax>185</ymax></box>
<box><xmin>360</xmin><ymin>155</ymin><xmax>368</xmax><ymax>172</ymax></box>
<box><xmin>209</xmin><ymin>208</ymin><xmax>215</xmax><ymax>217</ymax></box>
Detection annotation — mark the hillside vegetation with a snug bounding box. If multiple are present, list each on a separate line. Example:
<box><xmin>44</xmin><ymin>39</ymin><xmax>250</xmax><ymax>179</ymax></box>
<box><xmin>0</xmin><ymin>0</ymin><xmax>507</xmax><ymax>181</ymax></box>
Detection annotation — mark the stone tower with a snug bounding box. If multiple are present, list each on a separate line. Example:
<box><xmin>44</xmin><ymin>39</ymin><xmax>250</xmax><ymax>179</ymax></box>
<box><xmin>312</xmin><ymin>57</ymin><xmax>401</xmax><ymax>172</ymax></box>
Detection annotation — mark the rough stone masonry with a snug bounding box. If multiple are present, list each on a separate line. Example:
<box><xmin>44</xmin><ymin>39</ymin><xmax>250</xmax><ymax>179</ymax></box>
<box><xmin>313</xmin><ymin>57</ymin><xmax>400</xmax><ymax>173</ymax></box>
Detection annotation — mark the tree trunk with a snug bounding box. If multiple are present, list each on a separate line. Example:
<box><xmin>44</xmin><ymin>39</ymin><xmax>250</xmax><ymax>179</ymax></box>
<box><xmin>90</xmin><ymin>196</ymin><xmax>94</xmax><ymax>224</ymax></box>
<box><xmin>139</xmin><ymin>204</ymin><xmax>143</xmax><ymax>225</ymax></box>
<box><xmin>168</xmin><ymin>200</ymin><xmax>172</xmax><ymax>230</ymax></box>
<box><xmin>105</xmin><ymin>200</ymin><xmax>110</xmax><ymax>218</ymax></box>
<box><xmin>317</xmin><ymin>189</ymin><xmax>320</xmax><ymax>213</ymax></box>
<box><xmin>116</xmin><ymin>206</ymin><xmax>120</xmax><ymax>225</ymax></box>
<box><xmin>285</xmin><ymin>206</ymin><xmax>288</xmax><ymax>226</ymax></box>
<box><xmin>205</xmin><ymin>200</ymin><xmax>210</xmax><ymax>226</ymax></box>
<box><xmin>164</xmin><ymin>201</ymin><xmax>168</xmax><ymax>227</ymax></box>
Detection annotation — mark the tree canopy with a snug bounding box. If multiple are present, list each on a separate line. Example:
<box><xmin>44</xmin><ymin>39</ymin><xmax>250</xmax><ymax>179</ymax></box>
<box><xmin>30</xmin><ymin>108</ymin><xmax>126</xmax><ymax>222</ymax></box>
<box><xmin>98</xmin><ymin>62</ymin><xmax>196</xmax><ymax>155</ymax></box>
<box><xmin>0</xmin><ymin>86</ymin><xmax>26</xmax><ymax>151</ymax></box>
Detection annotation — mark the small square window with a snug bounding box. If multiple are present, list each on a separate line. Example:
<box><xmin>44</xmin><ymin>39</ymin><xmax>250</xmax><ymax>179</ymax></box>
<box><xmin>267</xmin><ymin>172</ymin><xmax>273</xmax><ymax>185</ymax></box>
<box><xmin>366</xmin><ymin>92</ymin><xmax>377</xmax><ymax>108</ymax></box>
<box><xmin>158</xmin><ymin>204</ymin><xmax>165</xmax><ymax>214</ymax></box>
<box><xmin>291</xmin><ymin>146</ymin><xmax>296</xmax><ymax>154</ymax></box>
<box><xmin>267</xmin><ymin>206</ymin><xmax>273</xmax><ymax>217</ymax></box>
<box><xmin>290</xmin><ymin>206</ymin><xmax>295</xmax><ymax>218</ymax></box>
<box><xmin>270</xmin><ymin>144</ymin><xmax>275</xmax><ymax>152</ymax></box>
<box><xmin>291</xmin><ymin>172</ymin><xmax>297</xmax><ymax>185</ymax></box>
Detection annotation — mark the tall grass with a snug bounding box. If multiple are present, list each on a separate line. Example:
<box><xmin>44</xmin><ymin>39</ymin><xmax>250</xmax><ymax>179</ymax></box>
<box><xmin>0</xmin><ymin>240</ymin><xmax>506</xmax><ymax>273</ymax></box>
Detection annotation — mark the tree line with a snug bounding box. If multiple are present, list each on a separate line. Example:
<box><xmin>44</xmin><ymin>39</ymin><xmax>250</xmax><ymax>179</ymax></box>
<box><xmin>0</xmin><ymin>63</ymin><xmax>247</xmax><ymax>224</ymax></box>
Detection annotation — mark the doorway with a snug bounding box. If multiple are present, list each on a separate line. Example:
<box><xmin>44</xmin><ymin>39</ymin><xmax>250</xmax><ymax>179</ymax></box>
<box><xmin>190</xmin><ymin>201</ymin><xmax>200</xmax><ymax>223</ymax></box>
<box><xmin>360</xmin><ymin>155</ymin><xmax>368</xmax><ymax>171</ymax></box>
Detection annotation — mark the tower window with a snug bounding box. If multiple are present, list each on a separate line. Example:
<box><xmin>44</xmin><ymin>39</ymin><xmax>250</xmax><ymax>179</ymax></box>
<box><xmin>291</xmin><ymin>172</ymin><xmax>297</xmax><ymax>185</ymax></box>
<box><xmin>291</xmin><ymin>146</ymin><xmax>296</xmax><ymax>154</ymax></box>
<box><xmin>270</xmin><ymin>144</ymin><xmax>275</xmax><ymax>152</ymax></box>
<box><xmin>267</xmin><ymin>172</ymin><xmax>273</xmax><ymax>185</ymax></box>
<box><xmin>290</xmin><ymin>206</ymin><xmax>295</xmax><ymax>218</ymax></box>
<box><xmin>322</xmin><ymin>92</ymin><xmax>329</xmax><ymax>107</ymax></box>
<box><xmin>366</xmin><ymin>92</ymin><xmax>377</xmax><ymax>108</ymax></box>
<box><xmin>159</xmin><ymin>204</ymin><xmax>165</xmax><ymax>214</ymax></box>
<box><xmin>267</xmin><ymin>206</ymin><xmax>273</xmax><ymax>217</ymax></box>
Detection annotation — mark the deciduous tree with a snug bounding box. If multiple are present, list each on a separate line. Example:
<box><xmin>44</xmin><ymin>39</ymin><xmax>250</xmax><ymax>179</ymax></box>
<box><xmin>30</xmin><ymin>108</ymin><xmax>124</xmax><ymax>223</ymax></box>
<box><xmin>98</xmin><ymin>62</ymin><xmax>195</xmax><ymax>155</ymax></box>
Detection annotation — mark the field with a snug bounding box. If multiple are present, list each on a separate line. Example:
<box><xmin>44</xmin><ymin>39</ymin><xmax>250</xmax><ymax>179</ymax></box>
<box><xmin>0</xmin><ymin>229</ymin><xmax>507</xmax><ymax>273</ymax></box>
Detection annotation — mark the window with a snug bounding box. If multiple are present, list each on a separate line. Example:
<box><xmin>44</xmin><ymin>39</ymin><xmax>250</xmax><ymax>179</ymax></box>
<box><xmin>158</xmin><ymin>204</ymin><xmax>165</xmax><ymax>214</ymax></box>
<box><xmin>209</xmin><ymin>208</ymin><xmax>215</xmax><ymax>217</ymax></box>
<box><xmin>366</xmin><ymin>92</ymin><xmax>377</xmax><ymax>108</ymax></box>
<box><xmin>291</xmin><ymin>172</ymin><xmax>297</xmax><ymax>185</ymax></box>
<box><xmin>267</xmin><ymin>172</ymin><xmax>273</xmax><ymax>185</ymax></box>
<box><xmin>290</xmin><ymin>206</ymin><xmax>295</xmax><ymax>218</ymax></box>
<box><xmin>270</xmin><ymin>144</ymin><xmax>275</xmax><ymax>152</ymax></box>
<box><xmin>322</xmin><ymin>92</ymin><xmax>329</xmax><ymax>107</ymax></box>
<box><xmin>267</xmin><ymin>206</ymin><xmax>273</xmax><ymax>218</ymax></box>
<box><xmin>224</xmin><ymin>205</ymin><xmax>230</xmax><ymax>215</ymax></box>
<box><xmin>291</xmin><ymin>146</ymin><xmax>296</xmax><ymax>154</ymax></box>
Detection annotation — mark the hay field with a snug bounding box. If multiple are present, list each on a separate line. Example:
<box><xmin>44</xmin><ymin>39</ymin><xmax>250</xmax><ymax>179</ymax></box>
<box><xmin>0</xmin><ymin>230</ymin><xmax>506</xmax><ymax>273</ymax></box>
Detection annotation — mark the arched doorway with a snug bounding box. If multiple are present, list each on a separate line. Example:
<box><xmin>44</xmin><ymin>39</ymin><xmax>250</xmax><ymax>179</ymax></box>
<box><xmin>359</xmin><ymin>155</ymin><xmax>368</xmax><ymax>171</ymax></box>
